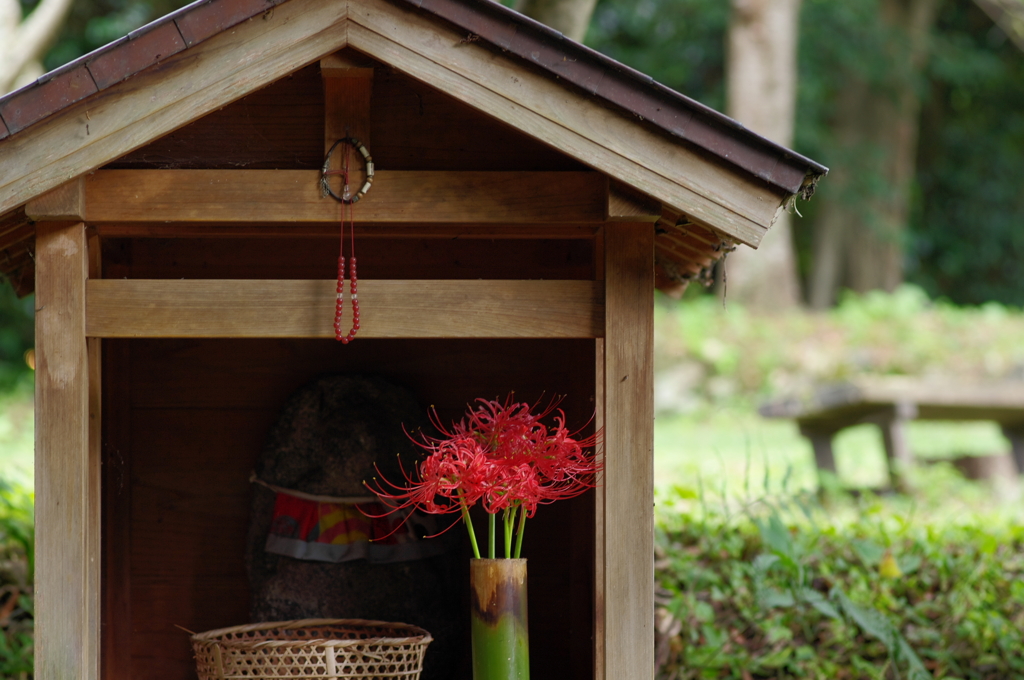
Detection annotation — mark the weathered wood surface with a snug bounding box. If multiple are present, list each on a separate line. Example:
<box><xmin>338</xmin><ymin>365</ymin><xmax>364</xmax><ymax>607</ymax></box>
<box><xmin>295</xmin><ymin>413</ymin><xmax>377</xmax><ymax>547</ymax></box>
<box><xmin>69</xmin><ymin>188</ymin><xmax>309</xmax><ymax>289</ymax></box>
<box><xmin>24</xmin><ymin>177</ymin><xmax>84</xmax><ymax>220</ymax></box>
<box><xmin>108</xmin><ymin>236</ymin><xmax>596</xmax><ymax>282</ymax></box>
<box><xmin>35</xmin><ymin>221</ymin><xmax>100</xmax><ymax>680</ymax></box>
<box><xmin>763</xmin><ymin>377</ymin><xmax>1024</xmax><ymax>485</ymax></box>
<box><xmin>348</xmin><ymin>0</ymin><xmax>785</xmax><ymax>246</ymax></box>
<box><xmin>85</xmin><ymin>279</ymin><xmax>604</xmax><ymax>338</ymax></box>
<box><xmin>44</xmin><ymin>170</ymin><xmax>609</xmax><ymax>224</ymax></box>
<box><xmin>0</xmin><ymin>0</ymin><xmax>351</xmax><ymax>216</ymax></box>
<box><xmin>104</xmin><ymin>337</ymin><xmax>595</xmax><ymax>680</ymax></box>
<box><xmin>0</xmin><ymin>0</ymin><xmax>786</xmax><ymax>248</ymax></box>
<box><xmin>95</xmin><ymin>223</ymin><xmax>600</xmax><ymax>239</ymax></box>
<box><xmin>602</xmin><ymin>222</ymin><xmax>654</xmax><ymax>680</ymax></box>
<box><xmin>322</xmin><ymin>50</ymin><xmax>373</xmax><ymax>196</ymax></box>
<box><xmin>761</xmin><ymin>377</ymin><xmax>1024</xmax><ymax>426</ymax></box>
<box><xmin>101</xmin><ymin>340</ymin><xmax>133</xmax><ymax>680</ymax></box>
<box><xmin>593</xmin><ymin>338</ymin><xmax>606</xmax><ymax>680</ymax></box>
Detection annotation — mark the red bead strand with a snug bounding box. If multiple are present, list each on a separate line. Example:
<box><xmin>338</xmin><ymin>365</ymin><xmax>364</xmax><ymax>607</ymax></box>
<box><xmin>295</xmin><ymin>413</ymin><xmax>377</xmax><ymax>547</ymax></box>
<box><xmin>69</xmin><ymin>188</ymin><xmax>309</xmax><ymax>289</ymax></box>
<box><xmin>333</xmin><ymin>142</ymin><xmax>359</xmax><ymax>343</ymax></box>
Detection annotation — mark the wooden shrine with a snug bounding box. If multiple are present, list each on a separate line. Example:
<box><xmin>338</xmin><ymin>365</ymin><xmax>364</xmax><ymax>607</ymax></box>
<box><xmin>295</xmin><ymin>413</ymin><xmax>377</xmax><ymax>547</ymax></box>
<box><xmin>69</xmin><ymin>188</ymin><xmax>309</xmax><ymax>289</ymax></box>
<box><xmin>0</xmin><ymin>0</ymin><xmax>827</xmax><ymax>678</ymax></box>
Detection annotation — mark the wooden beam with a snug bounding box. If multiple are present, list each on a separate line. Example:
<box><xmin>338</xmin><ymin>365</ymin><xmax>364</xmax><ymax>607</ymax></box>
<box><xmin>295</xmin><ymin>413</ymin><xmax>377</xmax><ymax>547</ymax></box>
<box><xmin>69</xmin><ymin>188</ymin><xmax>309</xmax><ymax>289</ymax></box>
<box><xmin>35</xmin><ymin>221</ymin><xmax>100</xmax><ymax>680</ymax></box>
<box><xmin>322</xmin><ymin>50</ymin><xmax>373</xmax><ymax>149</ymax></box>
<box><xmin>93</xmin><ymin>223</ymin><xmax>600</xmax><ymax>239</ymax></box>
<box><xmin>85</xmin><ymin>279</ymin><xmax>604</xmax><ymax>338</ymax></box>
<box><xmin>348</xmin><ymin>0</ymin><xmax>782</xmax><ymax>246</ymax></box>
<box><xmin>64</xmin><ymin>170</ymin><xmax>608</xmax><ymax>224</ymax></box>
<box><xmin>25</xmin><ymin>177</ymin><xmax>84</xmax><ymax>221</ymax></box>
<box><xmin>601</xmin><ymin>222</ymin><xmax>654</xmax><ymax>680</ymax></box>
<box><xmin>0</xmin><ymin>0</ymin><xmax>788</xmax><ymax>247</ymax></box>
<box><xmin>322</xmin><ymin>50</ymin><xmax>374</xmax><ymax>199</ymax></box>
<box><xmin>86</xmin><ymin>230</ymin><xmax>102</xmax><ymax>680</ymax></box>
<box><xmin>0</xmin><ymin>0</ymin><xmax>351</xmax><ymax>216</ymax></box>
<box><xmin>607</xmin><ymin>181</ymin><xmax>660</xmax><ymax>223</ymax></box>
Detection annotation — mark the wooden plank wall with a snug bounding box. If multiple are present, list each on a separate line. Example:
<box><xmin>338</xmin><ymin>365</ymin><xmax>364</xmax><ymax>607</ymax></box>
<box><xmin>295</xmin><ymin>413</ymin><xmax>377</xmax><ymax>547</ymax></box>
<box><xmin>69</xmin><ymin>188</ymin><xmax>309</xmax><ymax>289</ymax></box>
<box><xmin>98</xmin><ymin>50</ymin><xmax>604</xmax><ymax>680</ymax></box>
<box><xmin>100</xmin><ymin>237</ymin><xmax>599</xmax><ymax>680</ymax></box>
<box><xmin>106</xmin><ymin>64</ymin><xmax>586</xmax><ymax>172</ymax></box>
<box><xmin>103</xmin><ymin>337</ymin><xmax>596</xmax><ymax>680</ymax></box>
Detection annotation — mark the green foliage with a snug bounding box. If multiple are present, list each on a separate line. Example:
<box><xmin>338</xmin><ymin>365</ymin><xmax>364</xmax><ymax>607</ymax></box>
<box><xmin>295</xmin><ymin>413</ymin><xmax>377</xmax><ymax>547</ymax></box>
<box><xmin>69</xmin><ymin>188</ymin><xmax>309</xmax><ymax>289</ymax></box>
<box><xmin>907</xmin><ymin>1</ymin><xmax>1024</xmax><ymax>306</ymax></box>
<box><xmin>587</xmin><ymin>0</ymin><xmax>729</xmax><ymax>112</ymax></box>
<box><xmin>655</xmin><ymin>487</ymin><xmax>1024</xmax><ymax>679</ymax></box>
<box><xmin>655</xmin><ymin>286</ymin><xmax>1024</xmax><ymax>412</ymax></box>
<box><xmin>33</xmin><ymin>0</ymin><xmax>195</xmax><ymax>70</ymax></box>
<box><xmin>0</xmin><ymin>285</ymin><xmax>34</xmax><ymax>393</ymax></box>
<box><xmin>0</xmin><ymin>479</ymin><xmax>33</xmax><ymax>680</ymax></box>
<box><xmin>589</xmin><ymin>0</ymin><xmax>1024</xmax><ymax>306</ymax></box>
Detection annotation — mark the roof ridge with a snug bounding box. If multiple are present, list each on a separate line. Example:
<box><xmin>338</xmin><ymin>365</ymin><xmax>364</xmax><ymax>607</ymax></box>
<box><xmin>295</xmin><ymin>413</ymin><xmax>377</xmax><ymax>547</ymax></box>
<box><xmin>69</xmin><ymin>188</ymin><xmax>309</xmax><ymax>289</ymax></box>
<box><xmin>0</xmin><ymin>0</ymin><xmax>825</xmax><ymax>192</ymax></box>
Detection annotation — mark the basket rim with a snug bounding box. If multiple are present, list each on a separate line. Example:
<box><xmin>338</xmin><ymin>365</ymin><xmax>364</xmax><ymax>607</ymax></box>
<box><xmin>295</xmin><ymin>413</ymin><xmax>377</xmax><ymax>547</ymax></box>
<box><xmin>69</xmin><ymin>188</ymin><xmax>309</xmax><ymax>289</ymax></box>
<box><xmin>190</xmin><ymin>618</ymin><xmax>433</xmax><ymax>648</ymax></box>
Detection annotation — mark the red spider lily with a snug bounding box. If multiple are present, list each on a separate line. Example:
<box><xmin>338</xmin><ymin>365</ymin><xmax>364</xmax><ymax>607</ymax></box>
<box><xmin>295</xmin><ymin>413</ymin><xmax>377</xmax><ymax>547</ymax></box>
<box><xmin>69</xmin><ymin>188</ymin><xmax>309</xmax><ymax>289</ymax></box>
<box><xmin>365</xmin><ymin>396</ymin><xmax>602</xmax><ymax>559</ymax></box>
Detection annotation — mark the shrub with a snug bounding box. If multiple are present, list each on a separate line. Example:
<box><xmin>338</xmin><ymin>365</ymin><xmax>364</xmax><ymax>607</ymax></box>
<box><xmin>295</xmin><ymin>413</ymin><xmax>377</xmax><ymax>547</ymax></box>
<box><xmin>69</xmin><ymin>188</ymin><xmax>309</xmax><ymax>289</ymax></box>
<box><xmin>0</xmin><ymin>479</ymin><xmax>34</xmax><ymax>680</ymax></box>
<box><xmin>654</xmin><ymin>486</ymin><xmax>1024</xmax><ymax>680</ymax></box>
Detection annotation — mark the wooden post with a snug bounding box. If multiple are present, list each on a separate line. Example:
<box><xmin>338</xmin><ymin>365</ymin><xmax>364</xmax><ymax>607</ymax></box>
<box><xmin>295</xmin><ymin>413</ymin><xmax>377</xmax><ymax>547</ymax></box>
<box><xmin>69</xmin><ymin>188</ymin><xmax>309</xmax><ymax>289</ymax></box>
<box><xmin>867</xmin><ymin>402</ymin><xmax>917</xmax><ymax>490</ymax></box>
<box><xmin>322</xmin><ymin>51</ymin><xmax>373</xmax><ymax>202</ymax></box>
<box><xmin>600</xmin><ymin>222</ymin><xmax>654</xmax><ymax>680</ymax></box>
<box><xmin>35</xmin><ymin>221</ymin><xmax>100</xmax><ymax>680</ymax></box>
<box><xmin>1001</xmin><ymin>424</ymin><xmax>1024</xmax><ymax>475</ymax></box>
<box><xmin>797</xmin><ymin>423</ymin><xmax>839</xmax><ymax>481</ymax></box>
<box><xmin>322</xmin><ymin>51</ymin><xmax>373</xmax><ymax>147</ymax></box>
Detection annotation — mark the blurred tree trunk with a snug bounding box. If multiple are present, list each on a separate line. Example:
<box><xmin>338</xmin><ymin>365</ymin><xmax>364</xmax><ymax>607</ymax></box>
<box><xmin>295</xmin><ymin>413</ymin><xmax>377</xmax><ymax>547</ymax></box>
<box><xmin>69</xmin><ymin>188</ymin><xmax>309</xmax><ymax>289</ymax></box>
<box><xmin>0</xmin><ymin>0</ymin><xmax>74</xmax><ymax>93</ymax></box>
<box><xmin>721</xmin><ymin>0</ymin><xmax>803</xmax><ymax>309</ymax></box>
<box><xmin>515</xmin><ymin>0</ymin><xmax>598</xmax><ymax>41</ymax></box>
<box><xmin>808</xmin><ymin>0</ymin><xmax>940</xmax><ymax>308</ymax></box>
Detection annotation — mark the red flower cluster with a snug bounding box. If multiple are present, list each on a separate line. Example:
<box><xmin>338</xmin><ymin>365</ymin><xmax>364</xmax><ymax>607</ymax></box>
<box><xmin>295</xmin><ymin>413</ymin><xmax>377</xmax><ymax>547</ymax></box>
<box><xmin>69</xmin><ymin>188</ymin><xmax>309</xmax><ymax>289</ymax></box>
<box><xmin>369</xmin><ymin>397</ymin><xmax>602</xmax><ymax>520</ymax></box>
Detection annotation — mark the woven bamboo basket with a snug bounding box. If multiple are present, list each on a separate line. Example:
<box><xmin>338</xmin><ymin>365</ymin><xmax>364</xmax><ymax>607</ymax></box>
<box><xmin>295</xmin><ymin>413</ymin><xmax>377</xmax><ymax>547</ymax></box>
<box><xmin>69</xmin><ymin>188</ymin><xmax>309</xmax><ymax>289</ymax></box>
<box><xmin>190</xmin><ymin>618</ymin><xmax>433</xmax><ymax>680</ymax></box>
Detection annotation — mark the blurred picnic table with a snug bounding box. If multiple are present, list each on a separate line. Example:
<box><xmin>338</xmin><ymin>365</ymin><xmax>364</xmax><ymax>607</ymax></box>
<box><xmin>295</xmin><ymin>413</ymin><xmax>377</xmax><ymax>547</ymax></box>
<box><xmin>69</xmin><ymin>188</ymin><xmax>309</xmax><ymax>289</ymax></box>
<box><xmin>760</xmin><ymin>376</ymin><xmax>1024</xmax><ymax>489</ymax></box>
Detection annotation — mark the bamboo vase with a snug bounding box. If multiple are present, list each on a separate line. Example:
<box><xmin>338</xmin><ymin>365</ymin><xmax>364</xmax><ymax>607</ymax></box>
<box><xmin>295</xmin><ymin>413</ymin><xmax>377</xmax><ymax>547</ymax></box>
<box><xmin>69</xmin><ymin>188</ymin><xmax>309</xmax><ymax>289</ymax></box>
<box><xmin>470</xmin><ymin>558</ymin><xmax>530</xmax><ymax>680</ymax></box>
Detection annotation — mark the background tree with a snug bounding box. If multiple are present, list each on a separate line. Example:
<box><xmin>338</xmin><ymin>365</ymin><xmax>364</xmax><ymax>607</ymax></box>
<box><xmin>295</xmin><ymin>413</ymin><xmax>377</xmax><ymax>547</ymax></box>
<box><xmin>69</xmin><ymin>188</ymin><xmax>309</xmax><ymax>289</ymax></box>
<box><xmin>804</xmin><ymin>0</ymin><xmax>940</xmax><ymax>308</ymax></box>
<box><xmin>721</xmin><ymin>0</ymin><xmax>803</xmax><ymax>309</ymax></box>
<box><xmin>514</xmin><ymin>0</ymin><xmax>597</xmax><ymax>41</ymax></box>
<box><xmin>1</xmin><ymin>0</ymin><xmax>74</xmax><ymax>92</ymax></box>
<box><xmin>5</xmin><ymin>0</ymin><xmax>1024</xmax><ymax>312</ymax></box>
<box><xmin>905</xmin><ymin>0</ymin><xmax>1024</xmax><ymax>305</ymax></box>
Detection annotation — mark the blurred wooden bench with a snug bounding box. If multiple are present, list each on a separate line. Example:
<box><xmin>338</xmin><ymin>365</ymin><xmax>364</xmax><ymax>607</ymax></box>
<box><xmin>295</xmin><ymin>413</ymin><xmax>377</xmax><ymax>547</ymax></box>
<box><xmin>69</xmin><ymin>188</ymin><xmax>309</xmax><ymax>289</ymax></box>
<box><xmin>759</xmin><ymin>377</ymin><xmax>1024</xmax><ymax>489</ymax></box>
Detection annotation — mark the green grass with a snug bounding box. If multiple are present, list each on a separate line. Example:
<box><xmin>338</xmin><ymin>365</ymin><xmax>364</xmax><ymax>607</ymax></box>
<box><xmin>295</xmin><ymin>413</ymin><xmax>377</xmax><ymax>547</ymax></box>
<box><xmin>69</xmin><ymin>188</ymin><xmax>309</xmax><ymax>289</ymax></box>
<box><xmin>653</xmin><ymin>285</ymin><xmax>1024</xmax><ymax>499</ymax></box>
<box><xmin>654</xmin><ymin>409</ymin><xmax>1011</xmax><ymax>497</ymax></box>
<box><xmin>0</xmin><ymin>386</ymin><xmax>32</xmax><ymax>487</ymax></box>
<box><xmin>654</xmin><ymin>486</ymin><xmax>1024</xmax><ymax>680</ymax></box>
<box><xmin>651</xmin><ymin>287</ymin><xmax>1024</xmax><ymax>679</ymax></box>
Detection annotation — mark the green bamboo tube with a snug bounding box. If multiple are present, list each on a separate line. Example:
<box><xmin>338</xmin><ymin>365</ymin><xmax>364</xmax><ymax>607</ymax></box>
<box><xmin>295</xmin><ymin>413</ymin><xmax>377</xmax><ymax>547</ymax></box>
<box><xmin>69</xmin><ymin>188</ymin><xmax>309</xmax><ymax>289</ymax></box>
<box><xmin>470</xmin><ymin>558</ymin><xmax>530</xmax><ymax>680</ymax></box>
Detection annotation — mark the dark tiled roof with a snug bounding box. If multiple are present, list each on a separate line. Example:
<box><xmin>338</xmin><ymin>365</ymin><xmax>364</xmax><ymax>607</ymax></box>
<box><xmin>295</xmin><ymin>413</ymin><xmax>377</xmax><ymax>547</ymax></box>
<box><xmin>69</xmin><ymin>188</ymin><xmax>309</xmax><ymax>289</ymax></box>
<box><xmin>0</xmin><ymin>0</ymin><xmax>286</xmax><ymax>138</ymax></box>
<box><xmin>0</xmin><ymin>0</ymin><xmax>828</xmax><ymax>299</ymax></box>
<box><xmin>0</xmin><ymin>0</ymin><xmax>826</xmax><ymax>193</ymax></box>
<box><xmin>402</xmin><ymin>0</ymin><xmax>826</xmax><ymax>195</ymax></box>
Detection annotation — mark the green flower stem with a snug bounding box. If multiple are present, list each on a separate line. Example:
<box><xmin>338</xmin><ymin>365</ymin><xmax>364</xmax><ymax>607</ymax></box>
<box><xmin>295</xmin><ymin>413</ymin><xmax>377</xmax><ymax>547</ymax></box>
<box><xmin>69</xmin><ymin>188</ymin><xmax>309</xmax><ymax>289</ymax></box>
<box><xmin>504</xmin><ymin>506</ymin><xmax>516</xmax><ymax>558</ymax></box>
<box><xmin>488</xmin><ymin>512</ymin><xmax>496</xmax><ymax>559</ymax></box>
<box><xmin>514</xmin><ymin>505</ymin><xmax>527</xmax><ymax>558</ymax></box>
<box><xmin>459</xmin><ymin>495</ymin><xmax>481</xmax><ymax>560</ymax></box>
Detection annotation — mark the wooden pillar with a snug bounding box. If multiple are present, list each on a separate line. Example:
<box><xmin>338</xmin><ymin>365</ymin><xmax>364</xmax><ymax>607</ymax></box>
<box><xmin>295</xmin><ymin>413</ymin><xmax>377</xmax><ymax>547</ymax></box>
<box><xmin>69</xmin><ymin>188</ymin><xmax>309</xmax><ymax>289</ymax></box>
<box><xmin>599</xmin><ymin>222</ymin><xmax>654</xmax><ymax>680</ymax></box>
<box><xmin>1001</xmin><ymin>424</ymin><xmax>1024</xmax><ymax>475</ymax></box>
<box><xmin>322</xmin><ymin>50</ymin><xmax>373</xmax><ymax>203</ymax></box>
<box><xmin>797</xmin><ymin>423</ymin><xmax>839</xmax><ymax>485</ymax></box>
<box><xmin>35</xmin><ymin>220</ymin><xmax>100</xmax><ymax>680</ymax></box>
<box><xmin>867</xmin><ymin>402</ymin><xmax>917</xmax><ymax>491</ymax></box>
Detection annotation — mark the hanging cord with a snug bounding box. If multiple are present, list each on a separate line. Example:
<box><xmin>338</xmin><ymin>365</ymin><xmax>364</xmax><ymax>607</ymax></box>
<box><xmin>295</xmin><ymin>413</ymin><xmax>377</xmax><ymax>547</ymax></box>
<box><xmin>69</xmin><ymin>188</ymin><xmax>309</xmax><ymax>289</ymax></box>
<box><xmin>321</xmin><ymin>137</ymin><xmax>373</xmax><ymax>344</ymax></box>
<box><xmin>329</xmin><ymin>142</ymin><xmax>359</xmax><ymax>343</ymax></box>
